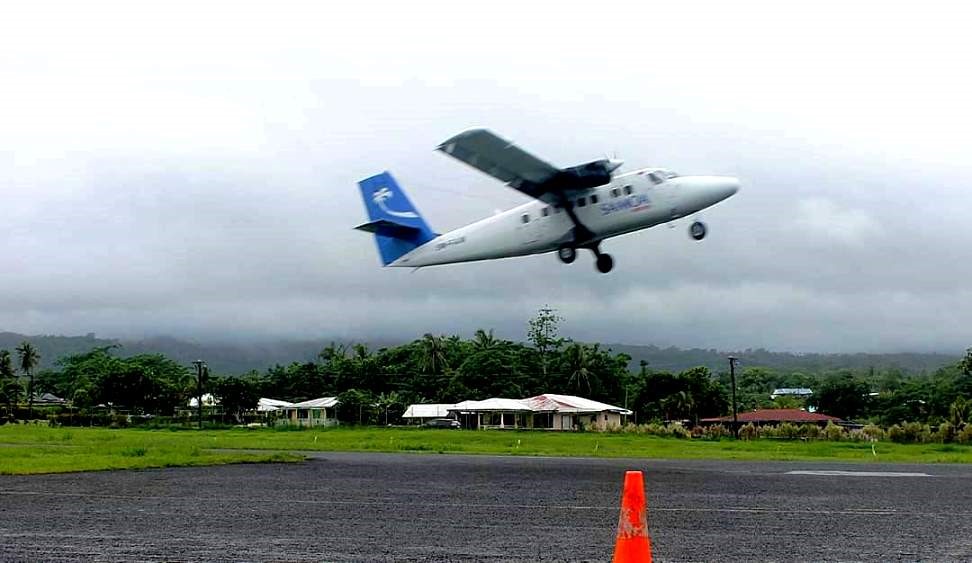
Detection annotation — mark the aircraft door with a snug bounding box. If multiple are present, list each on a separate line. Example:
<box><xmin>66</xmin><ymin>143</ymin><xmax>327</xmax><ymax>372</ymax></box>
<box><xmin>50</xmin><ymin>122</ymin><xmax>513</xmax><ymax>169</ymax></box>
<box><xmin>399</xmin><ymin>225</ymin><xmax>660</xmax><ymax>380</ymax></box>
<box><xmin>519</xmin><ymin>207</ymin><xmax>547</xmax><ymax>248</ymax></box>
<box><xmin>517</xmin><ymin>211</ymin><xmax>545</xmax><ymax>247</ymax></box>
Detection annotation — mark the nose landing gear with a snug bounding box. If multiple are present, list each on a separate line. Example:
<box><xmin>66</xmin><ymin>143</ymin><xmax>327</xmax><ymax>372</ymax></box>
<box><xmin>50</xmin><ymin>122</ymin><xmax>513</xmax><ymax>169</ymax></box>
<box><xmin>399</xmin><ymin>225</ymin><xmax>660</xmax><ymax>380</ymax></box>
<box><xmin>689</xmin><ymin>220</ymin><xmax>707</xmax><ymax>241</ymax></box>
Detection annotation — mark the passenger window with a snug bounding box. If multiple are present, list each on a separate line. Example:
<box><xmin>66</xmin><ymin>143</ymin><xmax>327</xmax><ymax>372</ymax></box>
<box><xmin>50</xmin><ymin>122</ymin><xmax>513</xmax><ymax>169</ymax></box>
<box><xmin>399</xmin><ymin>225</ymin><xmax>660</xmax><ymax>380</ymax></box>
<box><xmin>590</xmin><ymin>194</ymin><xmax>599</xmax><ymax>204</ymax></box>
<box><xmin>623</xmin><ymin>185</ymin><xmax>633</xmax><ymax>195</ymax></box>
<box><xmin>521</xmin><ymin>214</ymin><xmax>530</xmax><ymax>223</ymax></box>
<box><xmin>542</xmin><ymin>207</ymin><xmax>550</xmax><ymax>217</ymax></box>
<box><xmin>577</xmin><ymin>197</ymin><xmax>586</xmax><ymax>207</ymax></box>
<box><xmin>611</xmin><ymin>188</ymin><xmax>620</xmax><ymax>198</ymax></box>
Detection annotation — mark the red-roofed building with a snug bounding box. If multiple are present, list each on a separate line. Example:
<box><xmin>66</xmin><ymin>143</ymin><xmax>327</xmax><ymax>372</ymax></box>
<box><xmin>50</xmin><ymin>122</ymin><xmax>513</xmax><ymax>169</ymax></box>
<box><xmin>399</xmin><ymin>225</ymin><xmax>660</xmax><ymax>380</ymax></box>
<box><xmin>700</xmin><ymin>408</ymin><xmax>843</xmax><ymax>427</ymax></box>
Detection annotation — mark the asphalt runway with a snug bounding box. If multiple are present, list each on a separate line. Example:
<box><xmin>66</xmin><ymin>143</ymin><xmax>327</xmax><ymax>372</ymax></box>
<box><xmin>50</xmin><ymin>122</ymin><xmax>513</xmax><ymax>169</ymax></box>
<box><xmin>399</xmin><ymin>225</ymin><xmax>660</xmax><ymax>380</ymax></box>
<box><xmin>2</xmin><ymin>452</ymin><xmax>972</xmax><ymax>562</ymax></box>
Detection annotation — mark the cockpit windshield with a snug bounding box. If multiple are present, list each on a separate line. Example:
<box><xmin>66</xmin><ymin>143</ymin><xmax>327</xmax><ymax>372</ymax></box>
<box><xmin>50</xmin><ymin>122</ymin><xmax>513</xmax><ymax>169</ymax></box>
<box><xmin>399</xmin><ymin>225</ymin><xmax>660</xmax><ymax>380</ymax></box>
<box><xmin>646</xmin><ymin>169</ymin><xmax>679</xmax><ymax>184</ymax></box>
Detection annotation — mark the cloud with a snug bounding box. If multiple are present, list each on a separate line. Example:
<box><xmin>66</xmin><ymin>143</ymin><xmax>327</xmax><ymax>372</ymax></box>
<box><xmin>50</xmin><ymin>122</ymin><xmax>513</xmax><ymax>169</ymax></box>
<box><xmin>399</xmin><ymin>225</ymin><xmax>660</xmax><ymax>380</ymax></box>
<box><xmin>1</xmin><ymin>2</ymin><xmax>971</xmax><ymax>353</ymax></box>
<box><xmin>792</xmin><ymin>198</ymin><xmax>882</xmax><ymax>247</ymax></box>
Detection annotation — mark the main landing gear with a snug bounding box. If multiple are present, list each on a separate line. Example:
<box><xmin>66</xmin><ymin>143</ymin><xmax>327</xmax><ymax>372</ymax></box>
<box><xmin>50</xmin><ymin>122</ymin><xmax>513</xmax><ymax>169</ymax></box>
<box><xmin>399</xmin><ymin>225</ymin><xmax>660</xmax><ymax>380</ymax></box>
<box><xmin>558</xmin><ymin>242</ymin><xmax>613</xmax><ymax>273</ymax></box>
<box><xmin>595</xmin><ymin>250</ymin><xmax>614</xmax><ymax>274</ymax></box>
<box><xmin>555</xmin><ymin>195</ymin><xmax>614</xmax><ymax>274</ymax></box>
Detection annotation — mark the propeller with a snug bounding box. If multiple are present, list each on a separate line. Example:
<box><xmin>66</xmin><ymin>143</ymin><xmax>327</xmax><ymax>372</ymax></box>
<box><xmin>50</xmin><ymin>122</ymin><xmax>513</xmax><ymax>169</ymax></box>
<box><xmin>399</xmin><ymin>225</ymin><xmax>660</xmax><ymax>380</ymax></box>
<box><xmin>603</xmin><ymin>150</ymin><xmax>623</xmax><ymax>174</ymax></box>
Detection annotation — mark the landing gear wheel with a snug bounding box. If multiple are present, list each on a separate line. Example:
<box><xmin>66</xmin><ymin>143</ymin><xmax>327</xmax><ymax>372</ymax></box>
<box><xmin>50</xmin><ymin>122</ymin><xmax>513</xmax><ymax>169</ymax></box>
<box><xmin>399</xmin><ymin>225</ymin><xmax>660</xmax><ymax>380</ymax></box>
<box><xmin>689</xmin><ymin>220</ymin><xmax>707</xmax><ymax>241</ymax></box>
<box><xmin>557</xmin><ymin>246</ymin><xmax>577</xmax><ymax>264</ymax></box>
<box><xmin>595</xmin><ymin>253</ymin><xmax>614</xmax><ymax>274</ymax></box>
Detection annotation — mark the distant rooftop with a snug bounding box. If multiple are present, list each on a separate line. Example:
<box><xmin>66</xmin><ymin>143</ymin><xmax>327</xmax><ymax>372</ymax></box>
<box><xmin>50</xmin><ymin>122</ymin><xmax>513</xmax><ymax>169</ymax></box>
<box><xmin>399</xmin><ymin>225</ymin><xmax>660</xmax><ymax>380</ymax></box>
<box><xmin>770</xmin><ymin>388</ymin><xmax>813</xmax><ymax>398</ymax></box>
<box><xmin>702</xmin><ymin>408</ymin><xmax>841</xmax><ymax>424</ymax></box>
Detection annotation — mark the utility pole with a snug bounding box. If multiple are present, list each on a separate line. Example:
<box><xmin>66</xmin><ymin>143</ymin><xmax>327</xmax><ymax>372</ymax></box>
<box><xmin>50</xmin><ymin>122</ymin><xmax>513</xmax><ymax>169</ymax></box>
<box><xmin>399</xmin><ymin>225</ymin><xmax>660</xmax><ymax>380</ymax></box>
<box><xmin>728</xmin><ymin>356</ymin><xmax>739</xmax><ymax>438</ymax></box>
<box><xmin>192</xmin><ymin>360</ymin><xmax>206</xmax><ymax>430</ymax></box>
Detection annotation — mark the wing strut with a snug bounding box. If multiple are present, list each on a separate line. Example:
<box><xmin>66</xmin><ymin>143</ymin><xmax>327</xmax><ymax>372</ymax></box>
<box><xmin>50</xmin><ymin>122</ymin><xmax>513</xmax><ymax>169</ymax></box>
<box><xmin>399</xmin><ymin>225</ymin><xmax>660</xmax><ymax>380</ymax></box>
<box><xmin>556</xmin><ymin>195</ymin><xmax>595</xmax><ymax>246</ymax></box>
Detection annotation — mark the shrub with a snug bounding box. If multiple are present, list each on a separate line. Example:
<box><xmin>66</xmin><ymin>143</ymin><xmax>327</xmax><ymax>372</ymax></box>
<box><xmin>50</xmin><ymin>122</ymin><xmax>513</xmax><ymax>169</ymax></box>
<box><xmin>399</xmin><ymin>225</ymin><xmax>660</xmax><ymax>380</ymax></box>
<box><xmin>776</xmin><ymin>422</ymin><xmax>802</xmax><ymax>439</ymax></box>
<box><xmin>861</xmin><ymin>424</ymin><xmax>885</xmax><ymax>441</ymax></box>
<box><xmin>958</xmin><ymin>425</ymin><xmax>972</xmax><ymax>445</ymax></box>
<box><xmin>932</xmin><ymin>421</ymin><xmax>956</xmax><ymax>443</ymax></box>
<box><xmin>702</xmin><ymin>424</ymin><xmax>730</xmax><ymax>440</ymax></box>
<box><xmin>800</xmin><ymin>424</ymin><xmax>821</xmax><ymax>439</ymax></box>
<box><xmin>739</xmin><ymin>423</ymin><xmax>759</xmax><ymax>440</ymax></box>
<box><xmin>644</xmin><ymin>423</ymin><xmax>666</xmax><ymax>436</ymax></box>
<box><xmin>889</xmin><ymin>422</ymin><xmax>932</xmax><ymax>443</ymax></box>
<box><xmin>822</xmin><ymin>422</ymin><xmax>844</xmax><ymax>441</ymax></box>
<box><xmin>903</xmin><ymin>421</ymin><xmax>931</xmax><ymax>443</ymax></box>
<box><xmin>668</xmin><ymin>423</ymin><xmax>691</xmax><ymax>439</ymax></box>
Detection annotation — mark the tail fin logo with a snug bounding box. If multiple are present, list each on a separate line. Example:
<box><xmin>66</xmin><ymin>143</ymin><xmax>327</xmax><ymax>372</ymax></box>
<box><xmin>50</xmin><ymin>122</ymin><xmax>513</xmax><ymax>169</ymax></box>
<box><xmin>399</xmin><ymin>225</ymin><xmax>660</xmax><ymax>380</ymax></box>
<box><xmin>373</xmin><ymin>187</ymin><xmax>419</xmax><ymax>219</ymax></box>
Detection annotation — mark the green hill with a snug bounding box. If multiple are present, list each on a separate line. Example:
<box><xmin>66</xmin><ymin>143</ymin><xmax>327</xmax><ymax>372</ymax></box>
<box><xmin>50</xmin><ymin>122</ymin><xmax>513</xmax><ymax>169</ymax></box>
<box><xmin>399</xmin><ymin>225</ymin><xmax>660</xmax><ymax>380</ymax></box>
<box><xmin>0</xmin><ymin>331</ymin><xmax>960</xmax><ymax>376</ymax></box>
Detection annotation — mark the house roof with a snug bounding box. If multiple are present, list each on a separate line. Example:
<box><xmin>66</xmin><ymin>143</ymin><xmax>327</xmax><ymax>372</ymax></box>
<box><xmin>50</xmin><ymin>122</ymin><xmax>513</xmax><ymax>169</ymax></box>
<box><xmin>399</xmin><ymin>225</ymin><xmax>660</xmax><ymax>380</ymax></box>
<box><xmin>257</xmin><ymin>397</ymin><xmax>294</xmax><ymax>411</ymax></box>
<box><xmin>291</xmin><ymin>397</ymin><xmax>339</xmax><ymax>409</ymax></box>
<box><xmin>520</xmin><ymin>394</ymin><xmax>632</xmax><ymax>415</ymax></box>
<box><xmin>32</xmin><ymin>392</ymin><xmax>67</xmax><ymax>404</ymax></box>
<box><xmin>701</xmin><ymin>408</ymin><xmax>842</xmax><ymax>424</ymax></box>
<box><xmin>771</xmin><ymin>388</ymin><xmax>813</xmax><ymax>396</ymax></box>
<box><xmin>451</xmin><ymin>398</ymin><xmax>533</xmax><ymax>412</ymax></box>
<box><xmin>449</xmin><ymin>394</ymin><xmax>633</xmax><ymax>415</ymax></box>
<box><xmin>402</xmin><ymin>404</ymin><xmax>455</xmax><ymax>418</ymax></box>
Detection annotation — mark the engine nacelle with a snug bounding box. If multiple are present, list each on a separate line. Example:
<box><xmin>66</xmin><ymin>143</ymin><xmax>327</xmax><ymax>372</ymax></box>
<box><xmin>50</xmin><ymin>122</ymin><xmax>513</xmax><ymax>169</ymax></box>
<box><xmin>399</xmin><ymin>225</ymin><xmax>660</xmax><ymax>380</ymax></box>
<box><xmin>544</xmin><ymin>159</ymin><xmax>617</xmax><ymax>192</ymax></box>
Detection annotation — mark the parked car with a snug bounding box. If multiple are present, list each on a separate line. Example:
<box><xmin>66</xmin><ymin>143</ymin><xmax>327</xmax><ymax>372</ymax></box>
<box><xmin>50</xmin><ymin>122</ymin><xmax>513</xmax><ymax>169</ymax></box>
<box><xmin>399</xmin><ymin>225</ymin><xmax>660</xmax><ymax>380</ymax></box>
<box><xmin>423</xmin><ymin>418</ymin><xmax>461</xmax><ymax>429</ymax></box>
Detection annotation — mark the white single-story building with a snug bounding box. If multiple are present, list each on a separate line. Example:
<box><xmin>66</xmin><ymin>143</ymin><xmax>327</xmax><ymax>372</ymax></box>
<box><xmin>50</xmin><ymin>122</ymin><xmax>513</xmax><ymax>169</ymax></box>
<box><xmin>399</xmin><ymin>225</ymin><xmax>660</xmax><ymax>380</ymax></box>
<box><xmin>520</xmin><ymin>394</ymin><xmax>632</xmax><ymax>430</ymax></box>
<box><xmin>276</xmin><ymin>397</ymin><xmax>339</xmax><ymax>427</ymax></box>
<box><xmin>451</xmin><ymin>398</ymin><xmax>535</xmax><ymax>429</ymax></box>
<box><xmin>436</xmin><ymin>394</ymin><xmax>630</xmax><ymax>430</ymax></box>
<box><xmin>402</xmin><ymin>404</ymin><xmax>456</xmax><ymax>424</ymax></box>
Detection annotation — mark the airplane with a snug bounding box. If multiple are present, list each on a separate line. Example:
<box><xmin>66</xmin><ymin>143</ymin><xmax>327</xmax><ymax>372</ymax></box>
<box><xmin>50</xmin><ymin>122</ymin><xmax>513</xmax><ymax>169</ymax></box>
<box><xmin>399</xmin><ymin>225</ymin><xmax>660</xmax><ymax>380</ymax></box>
<box><xmin>354</xmin><ymin>128</ymin><xmax>739</xmax><ymax>274</ymax></box>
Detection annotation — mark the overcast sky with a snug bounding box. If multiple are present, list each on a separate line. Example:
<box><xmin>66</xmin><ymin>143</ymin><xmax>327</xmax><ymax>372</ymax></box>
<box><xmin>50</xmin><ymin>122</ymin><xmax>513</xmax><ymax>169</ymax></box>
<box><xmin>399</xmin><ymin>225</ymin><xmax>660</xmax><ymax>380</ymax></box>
<box><xmin>2</xmin><ymin>1</ymin><xmax>971</xmax><ymax>353</ymax></box>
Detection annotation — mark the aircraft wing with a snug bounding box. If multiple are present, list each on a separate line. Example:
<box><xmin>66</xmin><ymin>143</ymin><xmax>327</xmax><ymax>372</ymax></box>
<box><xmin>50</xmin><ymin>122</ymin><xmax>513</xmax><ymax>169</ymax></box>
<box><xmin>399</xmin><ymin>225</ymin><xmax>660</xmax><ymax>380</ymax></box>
<box><xmin>438</xmin><ymin>128</ymin><xmax>619</xmax><ymax>202</ymax></box>
<box><xmin>437</xmin><ymin>128</ymin><xmax>560</xmax><ymax>199</ymax></box>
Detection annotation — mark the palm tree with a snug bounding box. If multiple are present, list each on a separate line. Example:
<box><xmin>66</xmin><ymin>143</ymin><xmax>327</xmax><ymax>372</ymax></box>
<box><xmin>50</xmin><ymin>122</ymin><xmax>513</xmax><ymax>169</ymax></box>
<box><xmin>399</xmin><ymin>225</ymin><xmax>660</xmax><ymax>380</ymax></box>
<box><xmin>318</xmin><ymin>342</ymin><xmax>348</xmax><ymax>364</ymax></box>
<box><xmin>16</xmin><ymin>341</ymin><xmax>40</xmax><ymax>418</ymax></box>
<box><xmin>0</xmin><ymin>350</ymin><xmax>18</xmax><ymax>414</ymax></box>
<box><xmin>419</xmin><ymin>333</ymin><xmax>449</xmax><ymax>374</ymax></box>
<box><xmin>564</xmin><ymin>343</ymin><xmax>593</xmax><ymax>395</ymax></box>
<box><xmin>472</xmin><ymin>329</ymin><xmax>499</xmax><ymax>352</ymax></box>
<box><xmin>661</xmin><ymin>391</ymin><xmax>694</xmax><ymax>422</ymax></box>
<box><xmin>352</xmin><ymin>343</ymin><xmax>370</xmax><ymax>360</ymax></box>
<box><xmin>949</xmin><ymin>397</ymin><xmax>970</xmax><ymax>428</ymax></box>
<box><xmin>376</xmin><ymin>391</ymin><xmax>402</xmax><ymax>425</ymax></box>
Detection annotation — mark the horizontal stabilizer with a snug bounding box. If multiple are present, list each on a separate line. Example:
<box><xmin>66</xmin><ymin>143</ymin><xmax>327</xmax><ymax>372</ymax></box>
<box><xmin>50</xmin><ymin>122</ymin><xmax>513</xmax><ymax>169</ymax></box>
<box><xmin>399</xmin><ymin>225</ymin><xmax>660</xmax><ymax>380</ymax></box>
<box><xmin>354</xmin><ymin>219</ymin><xmax>424</xmax><ymax>236</ymax></box>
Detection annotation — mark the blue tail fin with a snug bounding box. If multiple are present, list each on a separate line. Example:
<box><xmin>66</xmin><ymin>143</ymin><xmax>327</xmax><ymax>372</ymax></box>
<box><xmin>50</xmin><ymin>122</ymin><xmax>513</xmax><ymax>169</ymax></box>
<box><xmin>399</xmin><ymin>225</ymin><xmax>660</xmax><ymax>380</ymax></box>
<box><xmin>355</xmin><ymin>172</ymin><xmax>436</xmax><ymax>266</ymax></box>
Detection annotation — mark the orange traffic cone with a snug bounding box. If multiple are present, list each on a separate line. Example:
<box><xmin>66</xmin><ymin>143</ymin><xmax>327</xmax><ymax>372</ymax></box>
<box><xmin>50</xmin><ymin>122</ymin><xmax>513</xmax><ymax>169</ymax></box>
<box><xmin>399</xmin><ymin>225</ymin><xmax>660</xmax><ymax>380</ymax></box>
<box><xmin>611</xmin><ymin>470</ymin><xmax>653</xmax><ymax>563</ymax></box>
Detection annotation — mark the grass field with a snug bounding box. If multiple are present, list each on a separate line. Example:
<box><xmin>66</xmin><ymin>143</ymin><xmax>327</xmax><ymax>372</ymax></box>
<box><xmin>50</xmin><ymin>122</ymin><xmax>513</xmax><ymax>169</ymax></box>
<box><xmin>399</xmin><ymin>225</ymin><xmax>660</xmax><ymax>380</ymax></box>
<box><xmin>3</xmin><ymin>425</ymin><xmax>972</xmax><ymax>474</ymax></box>
<box><xmin>0</xmin><ymin>425</ymin><xmax>302</xmax><ymax>475</ymax></box>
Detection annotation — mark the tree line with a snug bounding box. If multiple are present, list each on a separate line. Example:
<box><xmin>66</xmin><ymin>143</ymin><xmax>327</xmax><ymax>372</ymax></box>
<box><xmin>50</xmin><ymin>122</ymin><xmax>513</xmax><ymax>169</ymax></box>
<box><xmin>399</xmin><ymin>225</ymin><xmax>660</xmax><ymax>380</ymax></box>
<box><xmin>2</xmin><ymin>307</ymin><xmax>971</xmax><ymax>428</ymax></box>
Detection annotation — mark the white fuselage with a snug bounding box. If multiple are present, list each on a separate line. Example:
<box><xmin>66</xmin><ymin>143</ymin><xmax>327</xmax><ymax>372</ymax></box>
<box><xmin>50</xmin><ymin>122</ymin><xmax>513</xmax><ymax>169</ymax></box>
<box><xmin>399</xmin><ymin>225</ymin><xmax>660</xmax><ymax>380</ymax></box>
<box><xmin>388</xmin><ymin>169</ymin><xmax>739</xmax><ymax>267</ymax></box>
